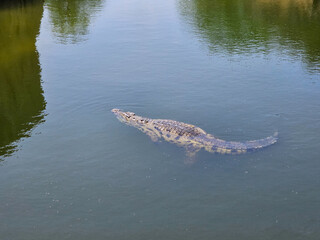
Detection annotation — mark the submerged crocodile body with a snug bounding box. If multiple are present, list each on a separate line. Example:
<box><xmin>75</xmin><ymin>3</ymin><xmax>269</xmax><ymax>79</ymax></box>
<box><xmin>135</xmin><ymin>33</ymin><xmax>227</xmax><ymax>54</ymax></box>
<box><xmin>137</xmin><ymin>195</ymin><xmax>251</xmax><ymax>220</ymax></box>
<box><xmin>112</xmin><ymin>109</ymin><xmax>277</xmax><ymax>160</ymax></box>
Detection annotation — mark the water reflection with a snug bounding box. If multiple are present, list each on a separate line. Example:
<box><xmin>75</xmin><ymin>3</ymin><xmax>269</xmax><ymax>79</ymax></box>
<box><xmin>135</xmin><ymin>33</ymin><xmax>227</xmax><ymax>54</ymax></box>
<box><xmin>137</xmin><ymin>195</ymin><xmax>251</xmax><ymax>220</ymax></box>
<box><xmin>179</xmin><ymin>0</ymin><xmax>320</xmax><ymax>72</ymax></box>
<box><xmin>46</xmin><ymin>0</ymin><xmax>105</xmax><ymax>44</ymax></box>
<box><xmin>0</xmin><ymin>0</ymin><xmax>46</xmax><ymax>158</ymax></box>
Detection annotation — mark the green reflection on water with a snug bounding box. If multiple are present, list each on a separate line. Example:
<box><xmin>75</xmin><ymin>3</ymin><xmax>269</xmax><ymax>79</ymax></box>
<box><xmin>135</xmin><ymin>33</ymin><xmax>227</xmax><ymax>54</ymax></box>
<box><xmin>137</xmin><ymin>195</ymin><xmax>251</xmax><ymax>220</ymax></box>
<box><xmin>0</xmin><ymin>0</ymin><xmax>46</xmax><ymax>158</ymax></box>
<box><xmin>179</xmin><ymin>0</ymin><xmax>320</xmax><ymax>72</ymax></box>
<box><xmin>46</xmin><ymin>0</ymin><xmax>104</xmax><ymax>44</ymax></box>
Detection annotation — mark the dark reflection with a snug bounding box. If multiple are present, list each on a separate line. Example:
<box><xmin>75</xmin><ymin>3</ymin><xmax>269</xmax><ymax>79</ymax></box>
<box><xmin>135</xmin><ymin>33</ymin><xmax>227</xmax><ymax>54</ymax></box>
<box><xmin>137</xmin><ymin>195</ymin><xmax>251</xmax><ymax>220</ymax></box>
<box><xmin>46</xmin><ymin>0</ymin><xmax>104</xmax><ymax>44</ymax></box>
<box><xmin>179</xmin><ymin>0</ymin><xmax>320</xmax><ymax>72</ymax></box>
<box><xmin>0</xmin><ymin>0</ymin><xmax>46</xmax><ymax>158</ymax></box>
<box><xmin>0</xmin><ymin>0</ymin><xmax>41</xmax><ymax>8</ymax></box>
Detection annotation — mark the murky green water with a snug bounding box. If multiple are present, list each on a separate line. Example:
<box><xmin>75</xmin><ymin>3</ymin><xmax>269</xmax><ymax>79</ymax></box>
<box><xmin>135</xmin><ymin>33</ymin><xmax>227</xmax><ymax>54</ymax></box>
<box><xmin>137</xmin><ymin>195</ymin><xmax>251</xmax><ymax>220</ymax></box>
<box><xmin>0</xmin><ymin>0</ymin><xmax>320</xmax><ymax>239</ymax></box>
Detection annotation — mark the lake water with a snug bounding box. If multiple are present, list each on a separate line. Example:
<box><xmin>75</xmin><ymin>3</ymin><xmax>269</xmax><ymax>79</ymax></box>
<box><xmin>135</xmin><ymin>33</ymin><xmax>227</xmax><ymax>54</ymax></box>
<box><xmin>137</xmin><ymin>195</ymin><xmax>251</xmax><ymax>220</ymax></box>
<box><xmin>0</xmin><ymin>0</ymin><xmax>320</xmax><ymax>239</ymax></box>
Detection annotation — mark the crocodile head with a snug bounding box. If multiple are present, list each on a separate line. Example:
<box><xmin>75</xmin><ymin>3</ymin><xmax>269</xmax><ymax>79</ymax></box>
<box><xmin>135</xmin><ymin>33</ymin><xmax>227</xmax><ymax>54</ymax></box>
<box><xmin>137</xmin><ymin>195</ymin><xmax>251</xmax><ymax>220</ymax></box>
<box><xmin>112</xmin><ymin>109</ymin><xmax>149</xmax><ymax>127</ymax></box>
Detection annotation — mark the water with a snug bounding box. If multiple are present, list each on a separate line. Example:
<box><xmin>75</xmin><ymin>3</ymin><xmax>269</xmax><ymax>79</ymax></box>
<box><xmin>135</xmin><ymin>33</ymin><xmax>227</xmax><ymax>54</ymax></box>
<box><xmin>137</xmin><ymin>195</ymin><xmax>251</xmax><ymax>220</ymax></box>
<box><xmin>0</xmin><ymin>0</ymin><xmax>320</xmax><ymax>239</ymax></box>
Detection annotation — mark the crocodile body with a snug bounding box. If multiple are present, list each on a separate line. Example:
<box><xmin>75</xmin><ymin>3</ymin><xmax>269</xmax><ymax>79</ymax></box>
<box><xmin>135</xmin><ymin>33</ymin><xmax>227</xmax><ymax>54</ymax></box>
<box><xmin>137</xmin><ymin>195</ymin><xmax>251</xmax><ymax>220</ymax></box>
<box><xmin>112</xmin><ymin>109</ymin><xmax>277</xmax><ymax>158</ymax></box>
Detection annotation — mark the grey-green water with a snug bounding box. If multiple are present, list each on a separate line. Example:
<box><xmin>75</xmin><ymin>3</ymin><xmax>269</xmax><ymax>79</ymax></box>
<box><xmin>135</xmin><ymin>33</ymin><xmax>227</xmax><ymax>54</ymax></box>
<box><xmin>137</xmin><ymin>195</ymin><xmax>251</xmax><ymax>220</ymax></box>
<box><xmin>0</xmin><ymin>0</ymin><xmax>320</xmax><ymax>239</ymax></box>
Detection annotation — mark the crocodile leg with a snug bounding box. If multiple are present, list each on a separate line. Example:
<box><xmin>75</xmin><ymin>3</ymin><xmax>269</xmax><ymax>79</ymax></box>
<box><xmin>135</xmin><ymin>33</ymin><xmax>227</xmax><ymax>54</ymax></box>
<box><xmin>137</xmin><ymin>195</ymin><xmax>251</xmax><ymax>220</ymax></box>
<box><xmin>139</xmin><ymin>127</ymin><xmax>160</xmax><ymax>142</ymax></box>
<box><xmin>184</xmin><ymin>145</ymin><xmax>201</xmax><ymax>165</ymax></box>
<box><xmin>146</xmin><ymin>132</ymin><xmax>159</xmax><ymax>142</ymax></box>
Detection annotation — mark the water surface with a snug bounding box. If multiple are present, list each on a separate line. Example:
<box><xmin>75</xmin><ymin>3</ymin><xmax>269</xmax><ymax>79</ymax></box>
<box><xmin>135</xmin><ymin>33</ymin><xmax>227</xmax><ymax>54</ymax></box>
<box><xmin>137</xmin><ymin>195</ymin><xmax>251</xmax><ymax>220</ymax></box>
<box><xmin>0</xmin><ymin>0</ymin><xmax>320</xmax><ymax>239</ymax></box>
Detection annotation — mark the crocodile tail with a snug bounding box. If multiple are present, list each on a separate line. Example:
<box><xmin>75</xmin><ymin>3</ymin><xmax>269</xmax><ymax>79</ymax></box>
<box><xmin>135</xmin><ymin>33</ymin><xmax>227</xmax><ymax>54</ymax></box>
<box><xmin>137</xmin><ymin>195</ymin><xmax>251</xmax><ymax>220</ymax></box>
<box><xmin>243</xmin><ymin>132</ymin><xmax>278</xmax><ymax>150</ymax></box>
<box><xmin>206</xmin><ymin>132</ymin><xmax>278</xmax><ymax>154</ymax></box>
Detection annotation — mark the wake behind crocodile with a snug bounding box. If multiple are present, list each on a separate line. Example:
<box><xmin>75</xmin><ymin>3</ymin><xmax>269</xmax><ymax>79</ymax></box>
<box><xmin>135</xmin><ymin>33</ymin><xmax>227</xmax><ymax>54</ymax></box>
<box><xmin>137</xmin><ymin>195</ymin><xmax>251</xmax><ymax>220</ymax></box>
<box><xmin>112</xmin><ymin>109</ymin><xmax>277</xmax><ymax>162</ymax></box>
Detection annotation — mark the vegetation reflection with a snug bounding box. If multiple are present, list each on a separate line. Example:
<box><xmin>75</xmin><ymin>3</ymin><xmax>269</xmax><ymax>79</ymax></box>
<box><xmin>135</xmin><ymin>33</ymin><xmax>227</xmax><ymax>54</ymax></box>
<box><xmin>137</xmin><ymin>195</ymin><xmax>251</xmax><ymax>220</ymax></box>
<box><xmin>179</xmin><ymin>0</ymin><xmax>320</xmax><ymax>72</ymax></box>
<box><xmin>0</xmin><ymin>0</ymin><xmax>46</xmax><ymax>158</ymax></box>
<box><xmin>46</xmin><ymin>0</ymin><xmax>105</xmax><ymax>44</ymax></box>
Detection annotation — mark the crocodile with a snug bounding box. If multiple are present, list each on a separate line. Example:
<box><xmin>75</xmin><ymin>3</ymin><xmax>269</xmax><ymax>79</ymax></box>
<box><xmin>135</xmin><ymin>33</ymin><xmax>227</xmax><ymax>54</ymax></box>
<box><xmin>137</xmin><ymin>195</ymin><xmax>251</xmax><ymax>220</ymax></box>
<box><xmin>112</xmin><ymin>109</ymin><xmax>277</xmax><ymax>162</ymax></box>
